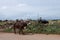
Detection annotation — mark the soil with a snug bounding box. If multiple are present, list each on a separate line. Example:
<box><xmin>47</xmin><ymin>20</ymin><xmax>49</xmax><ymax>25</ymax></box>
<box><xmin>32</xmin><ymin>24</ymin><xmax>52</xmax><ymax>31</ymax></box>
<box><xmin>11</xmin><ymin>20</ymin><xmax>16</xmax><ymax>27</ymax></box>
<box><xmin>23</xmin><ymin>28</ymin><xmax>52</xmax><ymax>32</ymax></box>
<box><xmin>0</xmin><ymin>32</ymin><xmax>60</xmax><ymax>40</ymax></box>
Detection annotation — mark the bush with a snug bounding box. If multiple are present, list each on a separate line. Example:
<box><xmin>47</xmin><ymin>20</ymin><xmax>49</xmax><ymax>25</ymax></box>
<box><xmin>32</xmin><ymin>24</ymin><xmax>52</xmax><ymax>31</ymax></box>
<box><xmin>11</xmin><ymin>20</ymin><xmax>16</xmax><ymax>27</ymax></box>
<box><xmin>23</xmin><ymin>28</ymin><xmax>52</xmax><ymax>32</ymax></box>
<box><xmin>2</xmin><ymin>20</ymin><xmax>60</xmax><ymax>34</ymax></box>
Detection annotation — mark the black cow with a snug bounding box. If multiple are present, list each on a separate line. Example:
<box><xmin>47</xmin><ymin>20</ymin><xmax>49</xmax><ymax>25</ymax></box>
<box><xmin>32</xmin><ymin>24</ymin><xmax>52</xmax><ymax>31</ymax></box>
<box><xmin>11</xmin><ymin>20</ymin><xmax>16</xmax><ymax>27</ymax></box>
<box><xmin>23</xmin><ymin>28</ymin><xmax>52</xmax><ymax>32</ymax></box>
<box><xmin>38</xmin><ymin>19</ymin><xmax>49</xmax><ymax>24</ymax></box>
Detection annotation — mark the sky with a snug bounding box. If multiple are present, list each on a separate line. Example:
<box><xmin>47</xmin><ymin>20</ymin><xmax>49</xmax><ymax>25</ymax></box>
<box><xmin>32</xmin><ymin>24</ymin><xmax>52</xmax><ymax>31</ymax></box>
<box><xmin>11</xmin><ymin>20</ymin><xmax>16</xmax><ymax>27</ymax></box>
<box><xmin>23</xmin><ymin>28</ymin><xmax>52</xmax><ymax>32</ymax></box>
<box><xmin>0</xmin><ymin>0</ymin><xmax>60</xmax><ymax>20</ymax></box>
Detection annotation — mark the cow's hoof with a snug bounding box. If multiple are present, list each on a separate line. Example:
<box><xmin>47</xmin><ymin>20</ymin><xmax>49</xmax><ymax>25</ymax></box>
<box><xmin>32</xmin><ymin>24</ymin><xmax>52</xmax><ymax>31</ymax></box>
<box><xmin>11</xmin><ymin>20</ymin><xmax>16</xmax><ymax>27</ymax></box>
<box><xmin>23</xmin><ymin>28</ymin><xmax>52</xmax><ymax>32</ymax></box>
<box><xmin>14</xmin><ymin>32</ymin><xmax>16</xmax><ymax>34</ymax></box>
<box><xmin>22</xmin><ymin>33</ymin><xmax>26</xmax><ymax>35</ymax></box>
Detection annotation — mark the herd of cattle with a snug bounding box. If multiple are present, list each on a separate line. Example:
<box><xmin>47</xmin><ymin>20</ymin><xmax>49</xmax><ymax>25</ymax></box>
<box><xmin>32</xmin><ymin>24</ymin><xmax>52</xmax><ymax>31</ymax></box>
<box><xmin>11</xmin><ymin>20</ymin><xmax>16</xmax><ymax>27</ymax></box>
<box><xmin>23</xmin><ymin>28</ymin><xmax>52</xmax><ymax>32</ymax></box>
<box><xmin>0</xmin><ymin>19</ymin><xmax>49</xmax><ymax>34</ymax></box>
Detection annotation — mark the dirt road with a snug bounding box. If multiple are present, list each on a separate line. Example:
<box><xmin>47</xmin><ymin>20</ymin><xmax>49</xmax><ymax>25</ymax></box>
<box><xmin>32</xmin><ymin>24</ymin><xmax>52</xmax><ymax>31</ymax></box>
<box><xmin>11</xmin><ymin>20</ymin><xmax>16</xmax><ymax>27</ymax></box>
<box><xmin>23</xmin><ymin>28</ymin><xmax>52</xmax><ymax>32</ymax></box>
<box><xmin>0</xmin><ymin>32</ymin><xmax>60</xmax><ymax>40</ymax></box>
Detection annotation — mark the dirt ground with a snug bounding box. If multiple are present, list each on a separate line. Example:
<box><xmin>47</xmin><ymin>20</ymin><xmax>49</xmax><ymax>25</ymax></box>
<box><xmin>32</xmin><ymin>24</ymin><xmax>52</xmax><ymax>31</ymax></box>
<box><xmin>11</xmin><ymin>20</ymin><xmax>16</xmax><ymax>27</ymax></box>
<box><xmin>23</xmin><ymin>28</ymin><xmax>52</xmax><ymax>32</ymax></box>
<box><xmin>0</xmin><ymin>32</ymin><xmax>60</xmax><ymax>40</ymax></box>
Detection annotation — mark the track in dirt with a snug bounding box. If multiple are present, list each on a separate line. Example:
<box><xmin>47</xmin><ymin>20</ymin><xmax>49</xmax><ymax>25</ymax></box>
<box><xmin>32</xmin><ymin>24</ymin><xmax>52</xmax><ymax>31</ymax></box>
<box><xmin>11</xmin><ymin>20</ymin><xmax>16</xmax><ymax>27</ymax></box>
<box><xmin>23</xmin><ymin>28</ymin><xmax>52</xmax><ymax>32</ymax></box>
<box><xmin>0</xmin><ymin>32</ymin><xmax>60</xmax><ymax>40</ymax></box>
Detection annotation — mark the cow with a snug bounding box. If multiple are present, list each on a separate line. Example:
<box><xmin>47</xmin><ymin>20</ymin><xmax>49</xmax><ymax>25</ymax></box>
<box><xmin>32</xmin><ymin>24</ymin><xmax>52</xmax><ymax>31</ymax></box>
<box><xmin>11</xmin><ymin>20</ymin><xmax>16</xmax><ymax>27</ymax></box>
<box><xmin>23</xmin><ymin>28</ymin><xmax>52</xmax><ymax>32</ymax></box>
<box><xmin>13</xmin><ymin>19</ymin><xmax>30</xmax><ymax>34</ymax></box>
<box><xmin>38</xmin><ymin>19</ymin><xmax>49</xmax><ymax>24</ymax></box>
<box><xmin>41</xmin><ymin>20</ymin><xmax>49</xmax><ymax>24</ymax></box>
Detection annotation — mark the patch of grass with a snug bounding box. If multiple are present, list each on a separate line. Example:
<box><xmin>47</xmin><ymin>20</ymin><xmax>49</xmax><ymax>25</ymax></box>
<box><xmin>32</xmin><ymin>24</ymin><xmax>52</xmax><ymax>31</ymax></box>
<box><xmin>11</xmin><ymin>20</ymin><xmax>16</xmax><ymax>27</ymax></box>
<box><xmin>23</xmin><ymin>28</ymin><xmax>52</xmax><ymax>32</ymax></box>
<box><xmin>4</xmin><ymin>28</ymin><xmax>13</xmax><ymax>33</ymax></box>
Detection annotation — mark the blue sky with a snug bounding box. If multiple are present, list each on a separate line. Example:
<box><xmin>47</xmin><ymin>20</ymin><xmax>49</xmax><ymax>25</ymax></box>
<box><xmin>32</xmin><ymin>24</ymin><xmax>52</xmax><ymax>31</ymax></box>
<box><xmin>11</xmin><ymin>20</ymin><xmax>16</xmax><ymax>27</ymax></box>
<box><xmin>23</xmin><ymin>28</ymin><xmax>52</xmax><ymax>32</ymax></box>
<box><xmin>0</xmin><ymin>0</ymin><xmax>60</xmax><ymax>20</ymax></box>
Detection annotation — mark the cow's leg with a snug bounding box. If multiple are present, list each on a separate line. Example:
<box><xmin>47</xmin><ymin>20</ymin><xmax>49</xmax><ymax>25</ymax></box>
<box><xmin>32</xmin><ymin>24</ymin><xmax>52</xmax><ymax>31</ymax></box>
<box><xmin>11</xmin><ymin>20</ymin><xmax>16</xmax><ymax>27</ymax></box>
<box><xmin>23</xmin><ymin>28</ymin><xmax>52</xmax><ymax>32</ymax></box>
<box><xmin>14</xmin><ymin>27</ymin><xmax>16</xmax><ymax>34</ymax></box>
<box><xmin>21</xmin><ymin>29</ymin><xmax>24</xmax><ymax>34</ymax></box>
<box><xmin>19</xmin><ymin>29</ymin><xmax>24</xmax><ymax>34</ymax></box>
<box><xmin>21</xmin><ymin>30</ymin><xmax>24</xmax><ymax>34</ymax></box>
<box><xmin>20</xmin><ymin>28</ymin><xmax>24</xmax><ymax>34</ymax></box>
<box><xmin>19</xmin><ymin>29</ymin><xmax>21</xmax><ymax>34</ymax></box>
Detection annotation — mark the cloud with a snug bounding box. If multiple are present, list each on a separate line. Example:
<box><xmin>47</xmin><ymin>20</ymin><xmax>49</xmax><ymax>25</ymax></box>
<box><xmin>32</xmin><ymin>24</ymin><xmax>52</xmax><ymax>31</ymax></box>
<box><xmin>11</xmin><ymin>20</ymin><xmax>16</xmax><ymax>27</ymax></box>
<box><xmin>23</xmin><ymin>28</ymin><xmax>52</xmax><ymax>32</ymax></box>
<box><xmin>1</xmin><ymin>6</ymin><xmax>7</xmax><ymax>9</ymax></box>
<box><xmin>0</xmin><ymin>0</ymin><xmax>60</xmax><ymax>20</ymax></box>
<box><xmin>17</xmin><ymin>4</ymin><xmax>28</xmax><ymax>7</ymax></box>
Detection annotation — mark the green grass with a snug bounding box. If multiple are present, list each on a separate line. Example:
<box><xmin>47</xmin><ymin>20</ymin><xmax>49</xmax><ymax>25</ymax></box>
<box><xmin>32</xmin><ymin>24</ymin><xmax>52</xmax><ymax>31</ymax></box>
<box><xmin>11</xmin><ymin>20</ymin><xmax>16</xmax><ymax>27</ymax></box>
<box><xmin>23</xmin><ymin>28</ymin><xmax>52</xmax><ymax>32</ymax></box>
<box><xmin>0</xmin><ymin>22</ymin><xmax>6</xmax><ymax>25</ymax></box>
<box><xmin>4</xmin><ymin>28</ymin><xmax>13</xmax><ymax>33</ymax></box>
<box><xmin>0</xmin><ymin>20</ymin><xmax>60</xmax><ymax>34</ymax></box>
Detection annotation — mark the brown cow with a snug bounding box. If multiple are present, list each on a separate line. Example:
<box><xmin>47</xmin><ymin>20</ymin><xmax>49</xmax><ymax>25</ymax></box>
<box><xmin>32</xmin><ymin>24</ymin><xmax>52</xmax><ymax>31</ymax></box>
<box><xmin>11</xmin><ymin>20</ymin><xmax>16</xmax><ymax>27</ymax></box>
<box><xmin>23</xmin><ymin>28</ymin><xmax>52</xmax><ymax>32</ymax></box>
<box><xmin>13</xmin><ymin>19</ymin><xmax>30</xmax><ymax>34</ymax></box>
